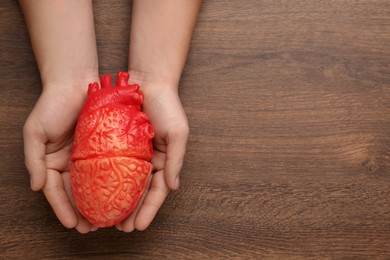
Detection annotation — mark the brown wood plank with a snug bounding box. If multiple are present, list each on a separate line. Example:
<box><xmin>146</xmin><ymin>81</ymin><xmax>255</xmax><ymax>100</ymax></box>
<box><xmin>1</xmin><ymin>0</ymin><xmax>389</xmax><ymax>258</ymax></box>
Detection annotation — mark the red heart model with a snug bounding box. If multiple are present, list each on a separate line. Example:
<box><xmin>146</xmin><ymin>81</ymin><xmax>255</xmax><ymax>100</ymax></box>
<box><xmin>70</xmin><ymin>72</ymin><xmax>154</xmax><ymax>227</ymax></box>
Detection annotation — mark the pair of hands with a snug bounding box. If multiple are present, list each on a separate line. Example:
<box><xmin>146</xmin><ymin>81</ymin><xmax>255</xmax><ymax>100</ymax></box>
<box><xmin>23</xmin><ymin>78</ymin><xmax>189</xmax><ymax>233</ymax></box>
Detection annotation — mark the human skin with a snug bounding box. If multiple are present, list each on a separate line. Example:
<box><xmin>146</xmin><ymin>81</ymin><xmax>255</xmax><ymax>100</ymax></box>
<box><xmin>20</xmin><ymin>0</ymin><xmax>201</xmax><ymax>233</ymax></box>
<box><xmin>20</xmin><ymin>0</ymin><xmax>100</xmax><ymax>233</ymax></box>
<box><xmin>117</xmin><ymin>0</ymin><xmax>202</xmax><ymax>232</ymax></box>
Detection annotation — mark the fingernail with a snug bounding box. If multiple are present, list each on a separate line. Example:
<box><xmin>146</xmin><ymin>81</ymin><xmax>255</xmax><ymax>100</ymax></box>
<box><xmin>116</xmin><ymin>224</ymin><xmax>123</xmax><ymax>231</ymax></box>
<box><xmin>174</xmin><ymin>176</ymin><xmax>180</xmax><ymax>189</ymax></box>
<box><xmin>91</xmin><ymin>226</ymin><xmax>98</xmax><ymax>232</ymax></box>
<box><xmin>30</xmin><ymin>178</ymin><xmax>34</xmax><ymax>189</ymax></box>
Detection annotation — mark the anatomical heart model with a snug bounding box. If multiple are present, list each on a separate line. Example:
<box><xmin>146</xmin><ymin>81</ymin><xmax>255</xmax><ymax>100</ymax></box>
<box><xmin>70</xmin><ymin>72</ymin><xmax>154</xmax><ymax>227</ymax></box>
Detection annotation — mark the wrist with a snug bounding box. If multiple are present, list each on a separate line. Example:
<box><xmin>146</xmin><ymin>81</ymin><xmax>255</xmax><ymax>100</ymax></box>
<box><xmin>41</xmin><ymin>70</ymin><xmax>99</xmax><ymax>96</ymax></box>
<box><xmin>41</xmin><ymin>71</ymin><xmax>99</xmax><ymax>108</ymax></box>
<box><xmin>128</xmin><ymin>69</ymin><xmax>180</xmax><ymax>93</ymax></box>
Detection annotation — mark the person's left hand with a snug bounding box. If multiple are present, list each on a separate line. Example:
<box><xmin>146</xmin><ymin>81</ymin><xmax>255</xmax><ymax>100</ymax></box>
<box><xmin>116</xmin><ymin>82</ymin><xmax>189</xmax><ymax>232</ymax></box>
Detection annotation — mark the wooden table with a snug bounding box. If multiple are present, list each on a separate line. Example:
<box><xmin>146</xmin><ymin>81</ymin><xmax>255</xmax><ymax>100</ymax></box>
<box><xmin>1</xmin><ymin>1</ymin><xmax>389</xmax><ymax>258</ymax></box>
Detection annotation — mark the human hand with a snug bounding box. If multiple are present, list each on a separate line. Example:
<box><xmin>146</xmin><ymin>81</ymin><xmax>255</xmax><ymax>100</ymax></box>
<box><xmin>23</xmin><ymin>85</ymin><xmax>98</xmax><ymax>233</ymax></box>
<box><xmin>116</xmin><ymin>81</ymin><xmax>189</xmax><ymax>232</ymax></box>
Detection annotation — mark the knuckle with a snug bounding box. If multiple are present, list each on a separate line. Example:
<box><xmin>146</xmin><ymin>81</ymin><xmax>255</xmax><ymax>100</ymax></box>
<box><xmin>174</xmin><ymin>122</ymin><xmax>190</xmax><ymax>138</ymax></box>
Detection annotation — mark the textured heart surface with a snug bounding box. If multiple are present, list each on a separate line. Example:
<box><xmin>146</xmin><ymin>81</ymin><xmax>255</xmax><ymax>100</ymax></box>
<box><xmin>70</xmin><ymin>72</ymin><xmax>154</xmax><ymax>227</ymax></box>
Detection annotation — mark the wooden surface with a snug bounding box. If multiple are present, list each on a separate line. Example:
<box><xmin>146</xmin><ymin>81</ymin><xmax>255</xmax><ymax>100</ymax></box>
<box><xmin>1</xmin><ymin>0</ymin><xmax>390</xmax><ymax>258</ymax></box>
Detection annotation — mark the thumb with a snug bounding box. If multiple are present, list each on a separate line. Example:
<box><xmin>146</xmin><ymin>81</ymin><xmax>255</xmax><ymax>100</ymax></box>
<box><xmin>164</xmin><ymin>126</ymin><xmax>189</xmax><ymax>190</ymax></box>
<box><xmin>23</xmin><ymin>118</ymin><xmax>47</xmax><ymax>191</ymax></box>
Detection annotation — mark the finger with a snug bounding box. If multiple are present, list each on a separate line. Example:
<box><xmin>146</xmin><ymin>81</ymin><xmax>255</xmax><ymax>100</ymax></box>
<box><xmin>165</xmin><ymin>128</ymin><xmax>189</xmax><ymax>190</ymax></box>
<box><xmin>23</xmin><ymin>120</ymin><xmax>47</xmax><ymax>191</ymax></box>
<box><xmin>46</xmin><ymin>143</ymin><xmax>73</xmax><ymax>172</ymax></box>
<box><xmin>43</xmin><ymin>169</ymin><xmax>77</xmax><ymax>229</ymax></box>
<box><xmin>150</xmin><ymin>150</ymin><xmax>165</xmax><ymax>172</ymax></box>
<box><xmin>90</xmin><ymin>225</ymin><xmax>98</xmax><ymax>232</ymax></box>
<box><xmin>117</xmin><ymin>173</ymin><xmax>153</xmax><ymax>232</ymax></box>
<box><xmin>134</xmin><ymin>170</ymin><xmax>170</xmax><ymax>231</ymax></box>
<box><xmin>62</xmin><ymin>172</ymin><xmax>97</xmax><ymax>234</ymax></box>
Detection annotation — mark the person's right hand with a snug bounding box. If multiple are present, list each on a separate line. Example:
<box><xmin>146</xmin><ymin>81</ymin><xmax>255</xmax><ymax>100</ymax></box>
<box><xmin>23</xmin><ymin>84</ymin><xmax>97</xmax><ymax>233</ymax></box>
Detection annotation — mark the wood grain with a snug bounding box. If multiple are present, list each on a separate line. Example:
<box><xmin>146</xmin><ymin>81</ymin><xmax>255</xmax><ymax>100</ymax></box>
<box><xmin>1</xmin><ymin>0</ymin><xmax>389</xmax><ymax>258</ymax></box>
